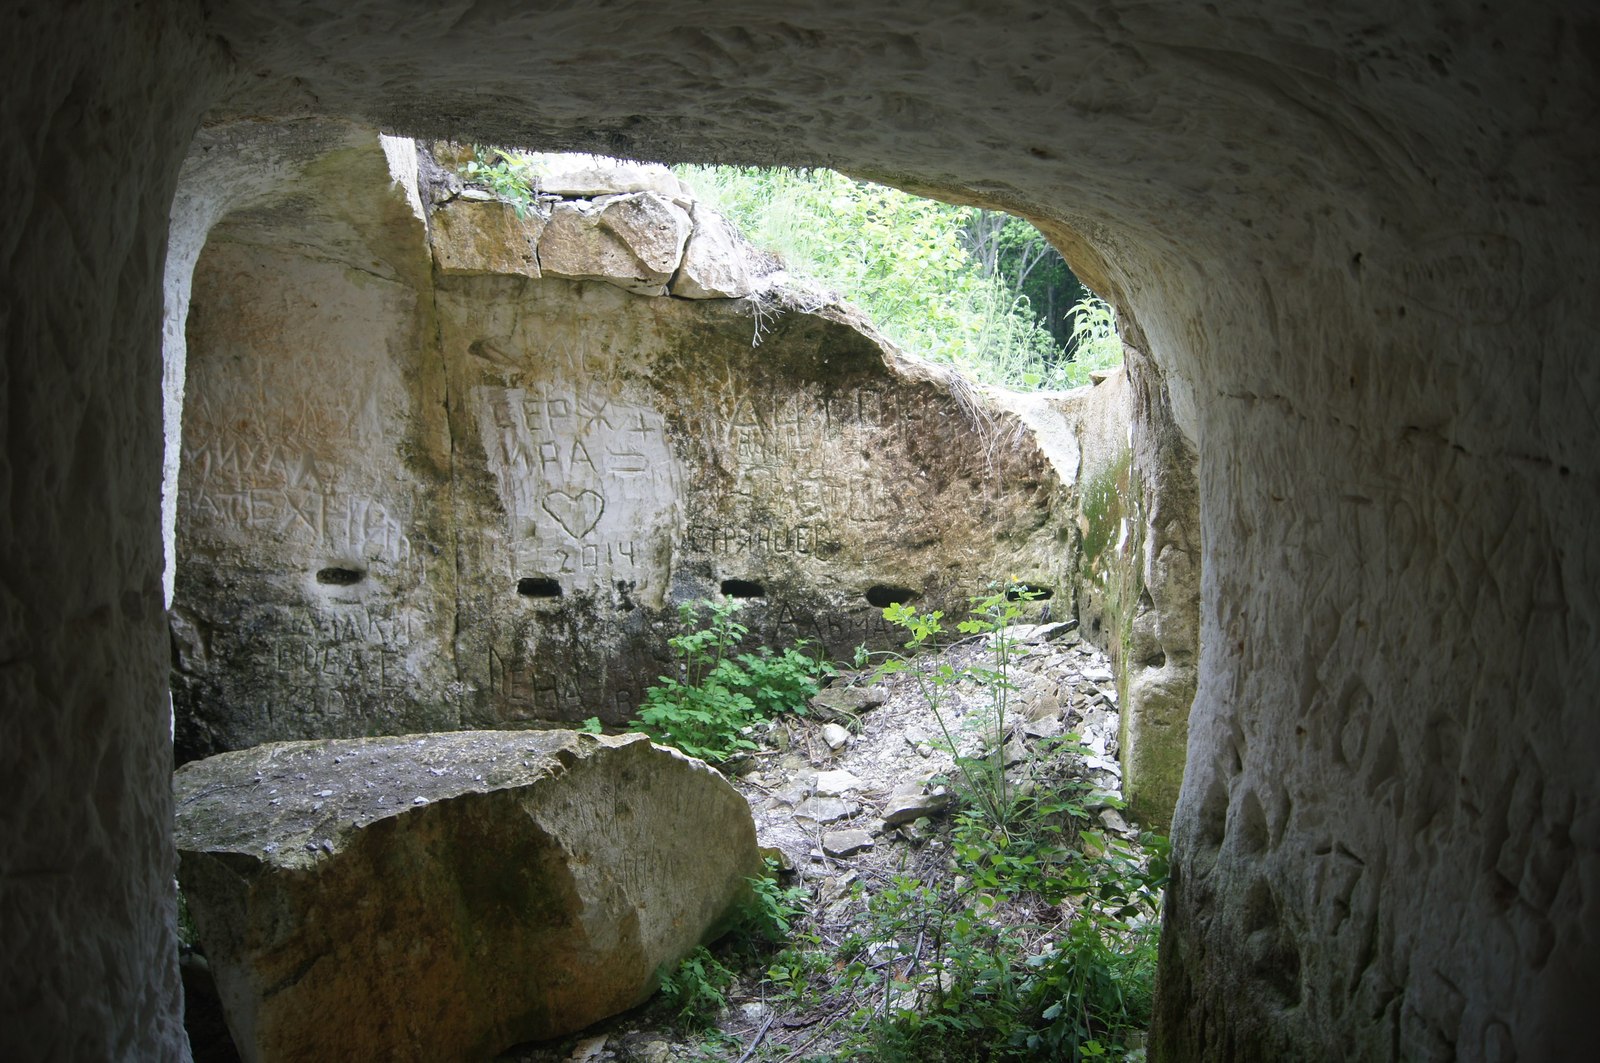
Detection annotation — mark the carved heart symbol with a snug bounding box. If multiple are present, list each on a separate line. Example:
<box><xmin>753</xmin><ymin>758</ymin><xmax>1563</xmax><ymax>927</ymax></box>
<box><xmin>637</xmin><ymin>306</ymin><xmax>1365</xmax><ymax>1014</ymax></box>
<box><xmin>541</xmin><ymin>489</ymin><xmax>605</xmax><ymax>540</ymax></box>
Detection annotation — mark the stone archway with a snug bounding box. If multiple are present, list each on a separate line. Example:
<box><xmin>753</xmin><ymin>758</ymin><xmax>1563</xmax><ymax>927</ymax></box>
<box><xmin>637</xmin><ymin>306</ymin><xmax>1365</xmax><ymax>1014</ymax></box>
<box><xmin>2</xmin><ymin>3</ymin><xmax>1596</xmax><ymax>1059</ymax></box>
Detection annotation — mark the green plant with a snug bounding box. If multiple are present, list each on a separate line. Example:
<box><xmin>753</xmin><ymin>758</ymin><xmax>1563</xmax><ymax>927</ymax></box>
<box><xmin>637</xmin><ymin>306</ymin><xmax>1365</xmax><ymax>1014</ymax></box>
<box><xmin>809</xmin><ymin>810</ymin><xmax>1165</xmax><ymax>1061</ymax></box>
<box><xmin>862</xmin><ymin>581</ymin><xmax>1041</xmax><ymax>829</ymax></box>
<box><xmin>657</xmin><ymin>946</ymin><xmax>737</xmax><ymax>1031</ymax></box>
<box><xmin>785</xmin><ymin>580</ymin><xmax>1170</xmax><ymax>1060</ymax></box>
<box><xmin>176</xmin><ymin>887</ymin><xmax>197</xmax><ymax>949</ymax></box>
<box><xmin>457</xmin><ymin>147</ymin><xmax>540</xmax><ymax>213</ymax></box>
<box><xmin>656</xmin><ymin>859</ymin><xmax>808</xmax><ymax>1036</ymax></box>
<box><xmin>673</xmin><ymin>165</ymin><xmax>1119</xmax><ymax>392</ymax></box>
<box><xmin>1014</xmin><ymin>911</ymin><xmax>1160</xmax><ymax>1059</ymax></box>
<box><xmin>734</xmin><ymin>858</ymin><xmax>810</xmax><ymax>946</ymax></box>
<box><xmin>457</xmin><ymin>154</ymin><xmax>1127</xmax><ymax>392</ymax></box>
<box><xmin>632</xmin><ymin>599</ymin><xmax>830</xmax><ymax>764</ymax></box>
<box><xmin>635</xmin><ymin>583</ymin><xmax>1166</xmax><ymax>1060</ymax></box>
<box><xmin>1060</xmin><ymin>295</ymin><xmax>1124</xmax><ymax>388</ymax></box>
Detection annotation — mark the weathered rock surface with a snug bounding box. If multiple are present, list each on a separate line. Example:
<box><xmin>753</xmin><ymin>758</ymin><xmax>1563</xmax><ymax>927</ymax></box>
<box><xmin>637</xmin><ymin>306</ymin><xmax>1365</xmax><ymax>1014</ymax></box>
<box><xmin>991</xmin><ymin>367</ymin><xmax>1200</xmax><ymax>828</ymax></box>
<box><xmin>523</xmin><ymin>154</ymin><xmax>692</xmax><ymax>202</ymax></box>
<box><xmin>174</xmin><ymin>730</ymin><xmax>760</xmax><ymax>1063</ymax></box>
<box><xmin>10</xmin><ymin>6</ymin><xmax>1594</xmax><ymax>1061</ymax></box>
<box><xmin>822</xmin><ymin>829</ymin><xmax>874</xmax><ymax>857</ymax></box>
<box><xmin>431</xmin><ymin>200</ymin><xmax>544</xmax><ymax>277</ymax></box>
<box><xmin>744</xmin><ymin>627</ymin><xmax>1141</xmax><ymax>869</ymax></box>
<box><xmin>669</xmin><ymin>204</ymin><xmax>761</xmax><ymax>299</ymax></box>
<box><xmin>170</xmin><ymin>124</ymin><xmax>460</xmax><ymax>763</ymax></box>
<box><xmin>536</xmin><ymin>192</ymin><xmax>692</xmax><ymax>294</ymax></box>
<box><xmin>172</xmin><ymin>137</ymin><xmax>1083</xmax><ymax>756</ymax></box>
<box><xmin>882</xmin><ymin>780</ymin><xmax>949</xmax><ymax>827</ymax></box>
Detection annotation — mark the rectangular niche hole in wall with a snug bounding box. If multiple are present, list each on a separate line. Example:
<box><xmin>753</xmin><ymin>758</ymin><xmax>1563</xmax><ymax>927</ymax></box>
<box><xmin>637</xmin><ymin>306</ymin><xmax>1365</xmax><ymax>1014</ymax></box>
<box><xmin>518</xmin><ymin>577</ymin><xmax>563</xmax><ymax>598</ymax></box>
<box><xmin>316</xmin><ymin>566</ymin><xmax>365</xmax><ymax>586</ymax></box>
<box><xmin>720</xmin><ymin>579</ymin><xmax>765</xmax><ymax>599</ymax></box>
<box><xmin>865</xmin><ymin>584</ymin><xmax>919</xmax><ymax>608</ymax></box>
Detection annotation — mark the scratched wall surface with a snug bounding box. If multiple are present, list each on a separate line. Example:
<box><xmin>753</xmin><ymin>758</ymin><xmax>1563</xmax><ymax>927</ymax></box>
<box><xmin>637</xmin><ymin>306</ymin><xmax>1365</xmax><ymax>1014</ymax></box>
<box><xmin>171</xmin><ymin>138</ymin><xmax>1078</xmax><ymax>744</ymax></box>
<box><xmin>440</xmin><ymin>277</ymin><xmax>1073</xmax><ymax>726</ymax></box>
<box><xmin>5</xmin><ymin>2</ymin><xmax>1597</xmax><ymax>1059</ymax></box>
<box><xmin>170</xmin><ymin>139</ymin><xmax>458</xmax><ymax>762</ymax></box>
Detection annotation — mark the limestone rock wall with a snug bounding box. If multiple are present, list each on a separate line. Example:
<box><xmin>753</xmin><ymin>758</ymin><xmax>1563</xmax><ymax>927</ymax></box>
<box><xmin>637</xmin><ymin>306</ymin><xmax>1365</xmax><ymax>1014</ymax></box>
<box><xmin>1119</xmin><ymin>349</ymin><xmax>1200</xmax><ymax>829</ymax></box>
<box><xmin>0</xmin><ymin>6</ymin><xmax>219</xmax><ymax>1060</ymax></box>
<box><xmin>173</xmin><ymin>136</ymin><xmax>1078</xmax><ymax>753</ymax></box>
<box><xmin>170</xmin><ymin>127</ymin><xmax>459</xmax><ymax>760</ymax></box>
<box><xmin>991</xmin><ymin>364</ymin><xmax>1200</xmax><ymax>828</ymax></box>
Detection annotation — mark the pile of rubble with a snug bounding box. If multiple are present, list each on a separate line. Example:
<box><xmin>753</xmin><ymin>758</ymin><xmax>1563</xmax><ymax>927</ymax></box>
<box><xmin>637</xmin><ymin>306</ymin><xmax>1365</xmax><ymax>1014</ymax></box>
<box><xmin>497</xmin><ymin>622</ymin><xmax>1156</xmax><ymax>1062</ymax></box>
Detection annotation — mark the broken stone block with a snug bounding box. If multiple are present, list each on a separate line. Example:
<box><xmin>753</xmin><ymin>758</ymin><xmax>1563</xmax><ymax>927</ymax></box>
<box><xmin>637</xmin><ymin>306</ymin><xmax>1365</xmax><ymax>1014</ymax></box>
<box><xmin>175</xmin><ymin>731</ymin><xmax>761</xmax><ymax>1062</ymax></box>
<box><xmin>538</xmin><ymin>192</ymin><xmax>691</xmax><ymax>294</ymax></box>
<box><xmin>822</xmin><ymin>829</ymin><xmax>875</xmax><ymax>857</ymax></box>
<box><xmin>1098</xmin><ymin>807</ymin><xmax>1131</xmax><ymax>833</ymax></box>
<box><xmin>1084</xmin><ymin>754</ymin><xmax>1122</xmax><ymax>777</ymax></box>
<box><xmin>882</xmin><ymin>781</ymin><xmax>950</xmax><ymax>827</ymax></box>
<box><xmin>1023</xmin><ymin>715</ymin><xmax>1063</xmax><ymax>739</ymax></box>
<box><xmin>812</xmin><ymin>769</ymin><xmax>866</xmax><ymax>796</ymax></box>
<box><xmin>809</xmin><ymin>686</ymin><xmax>887</xmax><ymax>719</ymax></box>
<box><xmin>793</xmin><ymin>796</ymin><xmax>855</xmax><ymax>823</ymax></box>
<box><xmin>429</xmin><ymin>199</ymin><xmax>544</xmax><ymax>277</ymax></box>
<box><xmin>670</xmin><ymin>204</ymin><xmax>758</xmax><ymax>298</ymax></box>
<box><xmin>820</xmin><ymin>723</ymin><xmax>852</xmax><ymax>750</ymax></box>
<box><xmin>526</xmin><ymin>154</ymin><xmax>691</xmax><ymax>202</ymax></box>
<box><xmin>1025</xmin><ymin>691</ymin><xmax>1062</xmax><ymax>722</ymax></box>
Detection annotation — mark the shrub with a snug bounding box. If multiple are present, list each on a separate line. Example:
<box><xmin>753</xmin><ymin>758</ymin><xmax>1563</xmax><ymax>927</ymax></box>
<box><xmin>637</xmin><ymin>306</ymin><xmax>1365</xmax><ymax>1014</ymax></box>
<box><xmin>657</xmin><ymin>946</ymin><xmax>737</xmax><ymax>1032</ymax></box>
<box><xmin>862</xmin><ymin>581</ymin><xmax>1046</xmax><ymax>829</ymax></box>
<box><xmin>674</xmin><ymin>165</ymin><xmax>1123</xmax><ymax>392</ymax></box>
<box><xmin>805</xmin><ymin>581</ymin><xmax>1171</xmax><ymax>1060</ymax></box>
<box><xmin>632</xmin><ymin>599</ymin><xmax>830</xmax><ymax>765</ymax></box>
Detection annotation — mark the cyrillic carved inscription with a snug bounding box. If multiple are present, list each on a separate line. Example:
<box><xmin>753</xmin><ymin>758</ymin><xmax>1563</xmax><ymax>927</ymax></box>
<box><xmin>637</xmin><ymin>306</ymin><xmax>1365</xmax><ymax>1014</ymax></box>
<box><xmin>472</xmin><ymin>374</ymin><xmax>680</xmax><ymax>595</ymax></box>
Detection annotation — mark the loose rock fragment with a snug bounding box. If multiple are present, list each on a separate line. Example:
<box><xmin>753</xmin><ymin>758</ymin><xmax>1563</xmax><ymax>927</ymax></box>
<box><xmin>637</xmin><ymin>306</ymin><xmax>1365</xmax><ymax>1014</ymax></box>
<box><xmin>822</xmin><ymin>829</ymin><xmax>875</xmax><ymax>857</ymax></box>
<box><xmin>793</xmin><ymin>796</ymin><xmax>855</xmax><ymax>824</ymax></box>
<box><xmin>813</xmin><ymin>769</ymin><xmax>866</xmax><ymax>796</ymax></box>
<box><xmin>882</xmin><ymin>782</ymin><xmax>950</xmax><ymax>827</ymax></box>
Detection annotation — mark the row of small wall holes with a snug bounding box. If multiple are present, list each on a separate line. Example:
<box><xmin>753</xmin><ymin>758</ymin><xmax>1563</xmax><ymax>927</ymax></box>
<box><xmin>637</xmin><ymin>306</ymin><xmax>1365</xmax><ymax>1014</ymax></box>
<box><xmin>510</xmin><ymin>579</ymin><xmax>1053</xmax><ymax>605</ymax></box>
<box><xmin>322</xmin><ymin>568</ymin><xmax>1054</xmax><ymax>606</ymax></box>
<box><xmin>322</xmin><ymin>569</ymin><xmax>1054</xmax><ymax>606</ymax></box>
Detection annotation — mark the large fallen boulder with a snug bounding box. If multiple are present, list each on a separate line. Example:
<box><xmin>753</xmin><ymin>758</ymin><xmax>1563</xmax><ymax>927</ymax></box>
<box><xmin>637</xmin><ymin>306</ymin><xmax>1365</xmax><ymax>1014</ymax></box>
<box><xmin>174</xmin><ymin>731</ymin><xmax>762</xmax><ymax>1063</ymax></box>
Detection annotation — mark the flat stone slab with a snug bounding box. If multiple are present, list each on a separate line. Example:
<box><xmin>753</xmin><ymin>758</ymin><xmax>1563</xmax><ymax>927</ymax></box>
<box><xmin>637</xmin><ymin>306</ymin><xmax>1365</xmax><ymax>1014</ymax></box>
<box><xmin>882</xmin><ymin>782</ymin><xmax>950</xmax><ymax>827</ymax></box>
<box><xmin>822</xmin><ymin>829</ymin><xmax>875</xmax><ymax>858</ymax></box>
<box><xmin>793</xmin><ymin>796</ymin><xmax>855</xmax><ymax>823</ymax></box>
<box><xmin>812</xmin><ymin>769</ymin><xmax>866</xmax><ymax>796</ymax></box>
<box><xmin>809</xmin><ymin>687</ymin><xmax>887</xmax><ymax>718</ymax></box>
<box><xmin>175</xmin><ymin>730</ymin><xmax>761</xmax><ymax>1063</ymax></box>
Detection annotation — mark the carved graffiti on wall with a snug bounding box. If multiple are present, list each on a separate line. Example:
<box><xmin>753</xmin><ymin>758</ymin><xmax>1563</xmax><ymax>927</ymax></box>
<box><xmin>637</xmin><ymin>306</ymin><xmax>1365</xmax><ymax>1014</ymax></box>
<box><xmin>470</xmin><ymin>336</ymin><xmax>683</xmax><ymax>596</ymax></box>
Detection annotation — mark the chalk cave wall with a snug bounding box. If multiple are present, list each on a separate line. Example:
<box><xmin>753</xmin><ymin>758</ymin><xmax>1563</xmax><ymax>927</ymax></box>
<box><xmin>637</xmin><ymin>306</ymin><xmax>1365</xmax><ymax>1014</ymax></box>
<box><xmin>172</xmin><ymin>129</ymin><xmax>1087</xmax><ymax>758</ymax></box>
<box><xmin>1044</xmin><ymin>350</ymin><xmax>1200</xmax><ymax>828</ymax></box>
<box><xmin>4</xmin><ymin>4</ymin><xmax>1596</xmax><ymax>1061</ymax></box>
<box><xmin>171</xmin><ymin>127</ymin><xmax>459</xmax><ymax>759</ymax></box>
